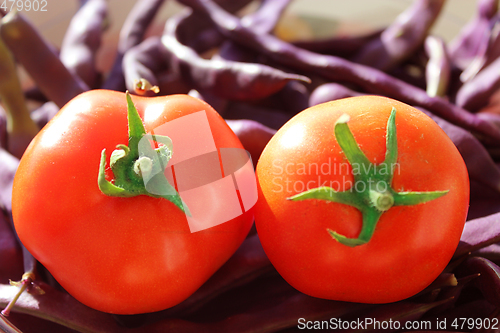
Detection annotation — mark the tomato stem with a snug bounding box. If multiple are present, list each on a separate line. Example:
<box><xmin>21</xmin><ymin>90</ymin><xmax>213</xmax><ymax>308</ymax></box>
<box><xmin>97</xmin><ymin>91</ymin><xmax>188</xmax><ymax>214</ymax></box>
<box><xmin>289</xmin><ymin>107</ymin><xmax>448</xmax><ymax>247</ymax></box>
<box><xmin>134</xmin><ymin>78</ymin><xmax>160</xmax><ymax>96</ymax></box>
<box><xmin>1</xmin><ymin>273</ymin><xmax>34</xmax><ymax>317</ymax></box>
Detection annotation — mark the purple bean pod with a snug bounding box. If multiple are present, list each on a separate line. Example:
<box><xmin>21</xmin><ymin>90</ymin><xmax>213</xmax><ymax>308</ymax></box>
<box><xmin>468</xmin><ymin>180</ymin><xmax>500</xmax><ymax>221</ymax></box>
<box><xmin>456</xmin><ymin>51</ymin><xmax>500</xmax><ymax>112</ymax></box>
<box><xmin>122</xmin><ymin>36</ymin><xmax>170</xmax><ymax>96</ymax></box>
<box><xmin>59</xmin><ymin>0</ymin><xmax>108</xmax><ymax>89</ymax></box>
<box><xmin>424</xmin><ymin>35</ymin><xmax>451</xmax><ymax>97</ymax></box>
<box><xmin>185</xmin><ymin>28</ymin><xmax>224</xmax><ymax>54</ymax></box>
<box><xmin>226</xmin><ymin>119</ymin><xmax>276</xmax><ymax>164</ymax></box>
<box><xmin>474</xmin><ymin>243</ymin><xmax>500</xmax><ymax>263</ymax></box>
<box><xmin>101</xmin><ymin>0</ymin><xmax>166</xmax><ymax>91</ymax></box>
<box><xmin>0</xmin><ymin>211</ymin><xmax>23</xmax><ymax>285</ymax></box>
<box><xmin>419</xmin><ymin>108</ymin><xmax>500</xmax><ymax>193</ymax></box>
<box><xmin>427</xmin><ymin>274</ymin><xmax>479</xmax><ymax>315</ymax></box>
<box><xmin>477</xmin><ymin>109</ymin><xmax>500</xmax><ymax>128</ymax></box>
<box><xmin>0</xmin><ymin>11</ymin><xmax>88</xmax><ymax>108</ymax></box>
<box><xmin>188</xmin><ymin>89</ymin><xmax>228</xmax><ymax>115</ymax></box>
<box><xmin>292</xmin><ymin>29</ymin><xmax>383</xmax><ymax>59</ymax></box>
<box><xmin>273</xmin><ymin>80</ymin><xmax>310</xmax><ymax>115</ymax></box>
<box><xmin>308</xmin><ymin>82</ymin><xmax>363</xmax><ymax>107</ymax></box>
<box><xmin>459</xmin><ymin>16</ymin><xmax>500</xmax><ymax>82</ymax></box>
<box><xmin>174</xmin><ymin>0</ymin><xmax>256</xmax><ymax>53</ymax></box>
<box><xmin>177</xmin><ymin>0</ymin><xmax>500</xmax><ymax>144</ymax></box>
<box><xmin>477</xmin><ymin>16</ymin><xmax>500</xmax><ymax>70</ymax></box>
<box><xmin>0</xmin><ymin>148</ymin><xmax>18</xmax><ymax>215</ymax></box>
<box><xmin>218</xmin><ymin>0</ymin><xmax>291</xmax><ymax>62</ymax></box>
<box><xmin>417</xmin><ymin>273</ymin><xmax>458</xmax><ymax>296</ymax></box>
<box><xmin>0</xmin><ymin>106</ymin><xmax>6</xmax><ymax>150</ymax></box>
<box><xmin>454</xmin><ymin>212</ymin><xmax>500</xmax><ymax>258</ymax></box>
<box><xmin>0</xmin><ymin>24</ymin><xmax>39</xmax><ymax>159</ymax></box>
<box><xmin>224</xmin><ymin>101</ymin><xmax>291</xmax><ymax>129</ymax></box>
<box><xmin>161</xmin><ymin>10</ymin><xmax>310</xmax><ymax>101</ymax></box>
<box><xmin>351</xmin><ymin>0</ymin><xmax>446</xmax><ymax>71</ymax></box>
<box><xmin>455</xmin><ymin>256</ymin><xmax>500</xmax><ymax>308</ymax></box>
<box><xmin>0</xmin><ymin>282</ymin><xmax>121</xmax><ymax>333</ymax></box>
<box><xmin>30</xmin><ymin>102</ymin><xmax>59</xmax><ymax>129</ymax></box>
<box><xmin>448</xmin><ymin>0</ymin><xmax>499</xmax><ymax>70</ymax></box>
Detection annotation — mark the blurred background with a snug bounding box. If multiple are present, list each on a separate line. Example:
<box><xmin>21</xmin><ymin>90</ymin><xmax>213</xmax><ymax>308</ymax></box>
<box><xmin>22</xmin><ymin>0</ymin><xmax>477</xmax><ymax>74</ymax></box>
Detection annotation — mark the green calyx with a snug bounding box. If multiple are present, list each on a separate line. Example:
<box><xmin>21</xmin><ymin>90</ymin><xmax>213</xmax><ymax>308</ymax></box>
<box><xmin>97</xmin><ymin>91</ymin><xmax>187</xmax><ymax>214</ymax></box>
<box><xmin>288</xmin><ymin>108</ymin><xmax>448</xmax><ymax>247</ymax></box>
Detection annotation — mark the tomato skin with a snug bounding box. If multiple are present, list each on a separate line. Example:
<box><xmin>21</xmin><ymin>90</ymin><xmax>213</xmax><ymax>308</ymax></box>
<box><xmin>12</xmin><ymin>90</ymin><xmax>254</xmax><ymax>314</ymax></box>
<box><xmin>255</xmin><ymin>96</ymin><xmax>469</xmax><ymax>303</ymax></box>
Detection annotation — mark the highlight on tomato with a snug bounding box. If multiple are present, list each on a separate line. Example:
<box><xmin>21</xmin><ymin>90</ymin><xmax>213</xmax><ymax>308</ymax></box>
<box><xmin>255</xmin><ymin>95</ymin><xmax>469</xmax><ymax>304</ymax></box>
<box><xmin>11</xmin><ymin>90</ymin><xmax>256</xmax><ymax>314</ymax></box>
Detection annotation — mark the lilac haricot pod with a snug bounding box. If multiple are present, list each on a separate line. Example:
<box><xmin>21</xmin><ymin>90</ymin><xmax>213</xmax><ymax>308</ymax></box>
<box><xmin>0</xmin><ymin>282</ymin><xmax>121</xmax><ymax>332</ymax></box>
<box><xmin>101</xmin><ymin>0</ymin><xmax>166</xmax><ymax>91</ymax></box>
<box><xmin>420</xmin><ymin>109</ymin><xmax>500</xmax><ymax>193</ymax></box>
<box><xmin>424</xmin><ymin>35</ymin><xmax>451</xmax><ymax>97</ymax></box>
<box><xmin>0</xmin><ymin>11</ymin><xmax>88</xmax><ymax>108</ymax></box>
<box><xmin>351</xmin><ymin>0</ymin><xmax>446</xmax><ymax>72</ymax></box>
<box><xmin>122</xmin><ymin>36</ymin><xmax>168</xmax><ymax>96</ymax></box>
<box><xmin>456</xmin><ymin>256</ymin><xmax>500</xmax><ymax>307</ymax></box>
<box><xmin>162</xmin><ymin>10</ymin><xmax>310</xmax><ymax>101</ymax></box>
<box><xmin>175</xmin><ymin>0</ymin><xmax>255</xmax><ymax>54</ymax></box>
<box><xmin>103</xmin><ymin>0</ymin><xmax>256</xmax><ymax>91</ymax></box>
<box><xmin>218</xmin><ymin>0</ymin><xmax>291</xmax><ymax>62</ymax></box>
<box><xmin>474</xmin><ymin>243</ymin><xmax>500</xmax><ymax>262</ymax></box>
<box><xmin>0</xmin><ymin>148</ymin><xmax>18</xmax><ymax>215</ymax></box>
<box><xmin>0</xmin><ymin>106</ymin><xmax>6</xmax><ymax>150</ymax></box>
<box><xmin>468</xmin><ymin>180</ymin><xmax>500</xmax><ymax>221</ymax></box>
<box><xmin>274</xmin><ymin>80</ymin><xmax>310</xmax><ymax>115</ymax></box>
<box><xmin>460</xmin><ymin>17</ymin><xmax>500</xmax><ymax>82</ymax></box>
<box><xmin>477</xmin><ymin>111</ymin><xmax>500</xmax><ymax>129</ymax></box>
<box><xmin>455</xmin><ymin>56</ymin><xmax>500</xmax><ymax>112</ymax></box>
<box><xmin>176</xmin><ymin>0</ymin><xmax>500</xmax><ymax>145</ymax></box>
<box><xmin>426</xmin><ymin>274</ymin><xmax>479</xmax><ymax>315</ymax></box>
<box><xmin>308</xmin><ymin>82</ymin><xmax>362</xmax><ymax>107</ymax></box>
<box><xmin>293</xmin><ymin>29</ymin><xmax>383</xmax><ymax>59</ymax></box>
<box><xmin>0</xmin><ymin>210</ymin><xmax>23</xmax><ymax>284</ymax></box>
<box><xmin>454</xmin><ymin>212</ymin><xmax>500</xmax><ymax>258</ymax></box>
<box><xmin>59</xmin><ymin>0</ymin><xmax>108</xmax><ymax>89</ymax></box>
<box><xmin>188</xmin><ymin>89</ymin><xmax>228</xmax><ymax>116</ymax></box>
<box><xmin>0</xmin><ymin>23</ymin><xmax>39</xmax><ymax>160</ymax></box>
<box><xmin>224</xmin><ymin>102</ymin><xmax>291</xmax><ymax>130</ymax></box>
<box><xmin>417</xmin><ymin>273</ymin><xmax>458</xmax><ymax>296</ymax></box>
<box><xmin>448</xmin><ymin>0</ymin><xmax>499</xmax><ymax>70</ymax></box>
<box><xmin>30</xmin><ymin>101</ymin><xmax>59</xmax><ymax>129</ymax></box>
<box><xmin>226</xmin><ymin>119</ymin><xmax>276</xmax><ymax>165</ymax></box>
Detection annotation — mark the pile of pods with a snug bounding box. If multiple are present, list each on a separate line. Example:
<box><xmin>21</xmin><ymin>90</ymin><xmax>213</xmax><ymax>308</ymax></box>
<box><xmin>2</xmin><ymin>0</ymin><xmax>500</xmax><ymax>331</ymax></box>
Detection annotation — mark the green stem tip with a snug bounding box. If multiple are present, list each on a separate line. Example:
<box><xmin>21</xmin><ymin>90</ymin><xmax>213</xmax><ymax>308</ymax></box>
<box><xmin>288</xmin><ymin>108</ymin><xmax>449</xmax><ymax>247</ymax></box>
<box><xmin>97</xmin><ymin>91</ymin><xmax>188</xmax><ymax>214</ymax></box>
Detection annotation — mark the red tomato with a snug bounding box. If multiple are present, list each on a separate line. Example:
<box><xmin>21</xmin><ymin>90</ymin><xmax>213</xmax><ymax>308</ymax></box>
<box><xmin>12</xmin><ymin>90</ymin><xmax>254</xmax><ymax>314</ymax></box>
<box><xmin>255</xmin><ymin>96</ymin><xmax>469</xmax><ymax>303</ymax></box>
